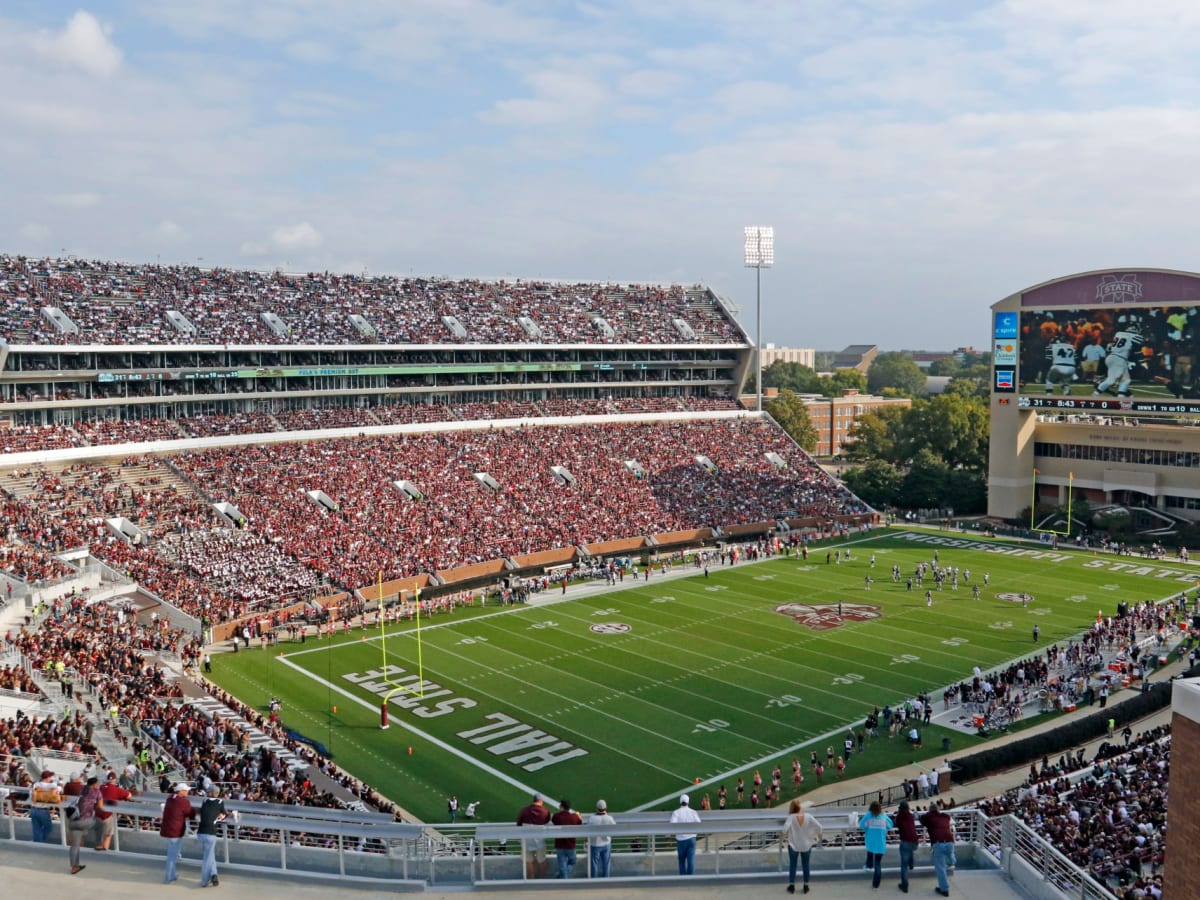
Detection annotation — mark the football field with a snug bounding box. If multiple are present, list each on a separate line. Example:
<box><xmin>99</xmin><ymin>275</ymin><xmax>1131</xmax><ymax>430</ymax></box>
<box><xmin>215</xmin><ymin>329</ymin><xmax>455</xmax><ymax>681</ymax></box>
<box><xmin>209</xmin><ymin>530</ymin><xmax>1196</xmax><ymax>822</ymax></box>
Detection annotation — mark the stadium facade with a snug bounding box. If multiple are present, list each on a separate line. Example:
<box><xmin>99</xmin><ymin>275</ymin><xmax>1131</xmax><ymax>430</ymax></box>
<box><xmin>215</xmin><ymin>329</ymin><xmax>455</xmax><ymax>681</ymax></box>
<box><xmin>988</xmin><ymin>268</ymin><xmax>1200</xmax><ymax>525</ymax></box>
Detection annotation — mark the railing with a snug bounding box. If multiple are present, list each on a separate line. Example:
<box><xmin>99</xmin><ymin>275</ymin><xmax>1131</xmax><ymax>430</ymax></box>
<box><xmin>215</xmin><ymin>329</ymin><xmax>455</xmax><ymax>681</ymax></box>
<box><xmin>0</xmin><ymin>797</ymin><xmax>1114</xmax><ymax>895</ymax></box>
<box><xmin>1004</xmin><ymin>814</ymin><xmax>1113</xmax><ymax>899</ymax></box>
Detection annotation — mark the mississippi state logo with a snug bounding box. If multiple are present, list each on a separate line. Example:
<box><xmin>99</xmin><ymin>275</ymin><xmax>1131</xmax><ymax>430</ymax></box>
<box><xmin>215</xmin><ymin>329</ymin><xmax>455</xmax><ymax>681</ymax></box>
<box><xmin>996</xmin><ymin>592</ymin><xmax>1033</xmax><ymax>604</ymax></box>
<box><xmin>774</xmin><ymin>602</ymin><xmax>881</xmax><ymax>631</ymax></box>
<box><xmin>590</xmin><ymin>622</ymin><xmax>631</xmax><ymax>635</ymax></box>
<box><xmin>1095</xmin><ymin>273</ymin><xmax>1143</xmax><ymax>305</ymax></box>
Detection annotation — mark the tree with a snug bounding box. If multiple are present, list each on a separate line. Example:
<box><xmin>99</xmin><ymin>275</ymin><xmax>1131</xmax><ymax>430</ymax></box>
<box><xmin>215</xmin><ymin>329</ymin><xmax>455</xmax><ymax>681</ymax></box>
<box><xmin>843</xmin><ymin>406</ymin><xmax>906</xmax><ymax>463</ymax></box>
<box><xmin>927</xmin><ymin>357</ymin><xmax>962</xmax><ymax>377</ymax></box>
<box><xmin>943</xmin><ymin>375</ymin><xmax>988</xmax><ymax>399</ymax></box>
<box><xmin>867</xmin><ymin>352</ymin><xmax>926</xmax><ymax>397</ymax></box>
<box><xmin>897</xmin><ymin>447</ymin><xmax>950</xmax><ymax>509</ymax></box>
<box><xmin>761</xmin><ymin>360</ymin><xmax>822</xmax><ymax>394</ymax></box>
<box><xmin>943</xmin><ymin>468</ymin><xmax>987</xmax><ymax>514</ymax></box>
<box><xmin>893</xmin><ymin>394</ymin><xmax>988</xmax><ymax>470</ymax></box>
<box><xmin>842</xmin><ymin>459</ymin><xmax>902</xmax><ymax>508</ymax></box>
<box><xmin>764</xmin><ymin>389</ymin><xmax>819</xmax><ymax>453</ymax></box>
<box><xmin>828</xmin><ymin>368</ymin><xmax>868</xmax><ymax>396</ymax></box>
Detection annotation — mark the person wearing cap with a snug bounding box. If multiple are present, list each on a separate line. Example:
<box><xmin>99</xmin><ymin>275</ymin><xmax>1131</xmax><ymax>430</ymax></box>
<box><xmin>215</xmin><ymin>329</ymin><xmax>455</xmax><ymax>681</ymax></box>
<box><xmin>516</xmin><ymin>792</ymin><xmax>551</xmax><ymax>879</ymax></box>
<box><xmin>588</xmin><ymin>799</ymin><xmax>616</xmax><ymax>878</ymax></box>
<box><xmin>97</xmin><ymin>770</ymin><xmax>133</xmax><ymax>851</ymax></box>
<box><xmin>669</xmin><ymin>793</ymin><xmax>701</xmax><ymax>875</ymax></box>
<box><xmin>895</xmin><ymin>799</ymin><xmax>919</xmax><ymax>893</ymax></box>
<box><xmin>551</xmin><ymin>799</ymin><xmax>583</xmax><ymax>878</ymax></box>
<box><xmin>160</xmin><ymin>783</ymin><xmax>197</xmax><ymax>884</ymax></box>
<box><xmin>196</xmin><ymin>786</ymin><xmax>228</xmax><ymax>887</ymax></box>
<box><xmin>67</xmin><ymin>776</ymin><xmax>103</xmax><ymax>875</ymax></box>
<box><xmin>30</xmin><ymin>770</ymin><xmax>62</xmax><ymax>843</ymax></box>
<box><xmin>782</xmin><ymin>798</ymin><xmax>823</xmax><ymax>894</ymax></box>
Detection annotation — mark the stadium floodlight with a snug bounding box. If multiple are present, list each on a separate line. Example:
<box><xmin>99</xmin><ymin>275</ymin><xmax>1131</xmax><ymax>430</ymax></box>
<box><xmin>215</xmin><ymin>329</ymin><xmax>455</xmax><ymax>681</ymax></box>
<box><xmin>744</xmin><ymin>226</ymin><xmax>774</xmax><ymax>412</ymax></box>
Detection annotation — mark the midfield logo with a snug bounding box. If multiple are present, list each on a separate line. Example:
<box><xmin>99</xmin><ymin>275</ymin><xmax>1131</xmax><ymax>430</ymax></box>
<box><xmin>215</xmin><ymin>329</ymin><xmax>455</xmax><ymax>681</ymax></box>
<box><xmin>774</xmin><ymin>602</ymin><xmax>881</xmax><ymax>631</ymax></box>
<box><xmin>996</xmin><ymin>592</ymin><xmax>1033</xmax><ymax>603</ymax></box>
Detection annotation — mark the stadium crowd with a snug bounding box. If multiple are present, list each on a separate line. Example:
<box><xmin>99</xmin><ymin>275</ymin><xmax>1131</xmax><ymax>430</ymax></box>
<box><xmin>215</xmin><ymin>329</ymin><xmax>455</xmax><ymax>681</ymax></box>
<box><xmin>976</xmin><ymin>726</ymin><xmax>1169</xmax><ymax>898</ymax></box>
<box><xmin>0</xmin><ymin>589</ymin><xmax>399</xmax><ymax>826</ymax></box>
<box><xmin>0</xmin><ymin>255</ymin><xmax>742</xmax><ymax>346</ymax></box>
<box><xmin>172</xmin><ymin>418</ymin><xmax>866</xmax><ymax>586</ymax></box>
<box><xmin>0</xmin><ymin>419</ymin><xmax>862</xmax><ymax>626</ymax></box>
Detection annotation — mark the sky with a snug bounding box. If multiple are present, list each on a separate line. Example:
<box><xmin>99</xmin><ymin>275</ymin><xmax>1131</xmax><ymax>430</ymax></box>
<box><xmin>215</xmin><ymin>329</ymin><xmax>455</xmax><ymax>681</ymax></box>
<box><xmin>4</xmin><ymin>2</ymin><xmax>1200</xmax><ymax>351</ymax></box>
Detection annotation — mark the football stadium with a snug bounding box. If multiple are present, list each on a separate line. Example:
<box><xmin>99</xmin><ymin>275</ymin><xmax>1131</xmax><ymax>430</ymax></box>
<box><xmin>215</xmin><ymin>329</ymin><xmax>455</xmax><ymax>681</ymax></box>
<box><xmin>0</xmin><ymin>254</ymin><xmax>1195</xmax><ymax>900</ymax></box>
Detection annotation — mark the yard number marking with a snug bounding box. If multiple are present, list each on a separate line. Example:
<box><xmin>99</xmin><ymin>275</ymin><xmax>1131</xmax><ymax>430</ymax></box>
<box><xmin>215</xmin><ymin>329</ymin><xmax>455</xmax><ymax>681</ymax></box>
<box><xmin>766</xmin><ymin>694</ymin><xmax>802</xmax><ymax>709</ymax></box>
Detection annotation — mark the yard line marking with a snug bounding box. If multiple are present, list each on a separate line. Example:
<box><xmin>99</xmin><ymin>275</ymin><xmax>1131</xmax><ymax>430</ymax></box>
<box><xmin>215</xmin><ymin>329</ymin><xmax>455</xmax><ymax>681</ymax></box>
<box><xmin>275</xmin><ymin>654</ymin><xmax>562</xmax><ymax>804</ymax></box>
<box><xmin>359</xmin><ymin>632</ymin><xmax>745</xmax><ymax>772</ymax></box>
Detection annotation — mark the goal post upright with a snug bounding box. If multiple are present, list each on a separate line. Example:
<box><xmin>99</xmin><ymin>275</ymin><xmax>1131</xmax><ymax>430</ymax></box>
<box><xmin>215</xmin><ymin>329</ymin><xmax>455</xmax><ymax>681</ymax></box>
<box><xmin>377</xmin><ymin>575</ymin><xmax>425</xmax><ymax>729</ymax></box>
<box><xmin>1031</xmin><ymin>469</ymin><xmax>1074</xmax><ymax>536</ymax></box>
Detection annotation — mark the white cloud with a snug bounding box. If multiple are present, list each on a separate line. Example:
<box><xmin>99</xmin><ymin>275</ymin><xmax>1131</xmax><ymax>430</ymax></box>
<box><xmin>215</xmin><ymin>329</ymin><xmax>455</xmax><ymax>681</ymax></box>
<box><xmin>19</xmin><ymin>223</ymin><xmax>50</xmax><ymax>240</ymax></box>
<box><xmin>34</xmin><ymin>11</ymin><xmax>123</xmax><ymax>77</ymax></box>
<box><xmin>49</xmin><ymin>192</ymin><xmax>101</xmax><ymax>208</ymax></box>
<box><xmin>482</xmin><ymin>66</ymin><xmax>613</xmax><ymax>127</ymax></box>
<box><xmin>271</xmin><ymin>222</ymin><xmax>324</xmax><ymax>250</ymax></box>
<box><xmin>286</xmin><ymin>40</ymin><xmax>336</xmax><ymax>63</ymax></box>
<box><xmin>152</xmin><ymin>220</ymin><xmax>187</xmax><ymax>241</ymax></box>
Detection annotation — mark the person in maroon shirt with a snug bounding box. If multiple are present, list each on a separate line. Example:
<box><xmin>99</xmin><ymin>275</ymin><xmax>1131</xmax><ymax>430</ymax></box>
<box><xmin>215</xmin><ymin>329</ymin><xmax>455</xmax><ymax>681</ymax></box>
<box><xmin>516</xmin><ymin>793</ymin><xmax>551</xmax><ymax>879</ymax></box>
<box><xmin>921</xmin><ymin>805</ymin><xmax>955</xmax><ymax>897</ymax></box>
<box><xmin>550</xmin><ymin>799</ymin><xmax>583</xmax><ymax>879</ymax></box>
<box><xmin>96</xmin><ymin>771</ymin><xmax>133</xmax><ymax>851</ymax></box>
<box><xmin>160</xmin><ymin>783</ymin><xmax>197</xmax><ymax>884</ymax></box>
<box><xmin>62</xmin><ymin>772</ymin><xmax>84</xmax><ymax>797</ymax></box>
<box><xmin>895</xmin><ymin>800</ymin><xmax>919</xmax><ymax>893</ymax></box>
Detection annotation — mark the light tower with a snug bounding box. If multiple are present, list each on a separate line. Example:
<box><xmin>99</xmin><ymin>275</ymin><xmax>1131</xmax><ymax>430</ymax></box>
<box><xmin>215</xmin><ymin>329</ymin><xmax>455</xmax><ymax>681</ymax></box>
<box><xmin>743</xmin><ymin>226</ymin><xmax>774</xmax><ymax>412</ymax></box>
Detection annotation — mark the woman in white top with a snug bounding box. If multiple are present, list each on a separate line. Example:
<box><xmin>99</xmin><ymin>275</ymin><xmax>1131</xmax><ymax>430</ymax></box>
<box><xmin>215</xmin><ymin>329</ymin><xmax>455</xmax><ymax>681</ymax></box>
<box><xmin>782</xmin><ymin>798</ymin><xmax>824</xmax><ymax>894</ymax></box>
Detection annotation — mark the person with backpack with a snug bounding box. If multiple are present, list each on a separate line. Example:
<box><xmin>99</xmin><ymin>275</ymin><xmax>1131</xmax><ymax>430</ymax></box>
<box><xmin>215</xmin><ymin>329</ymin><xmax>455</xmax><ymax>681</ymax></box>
<box><xmin>67</xmin><ymin>776</ymin><xmax>103</xmax><ymax>875</ymax></box>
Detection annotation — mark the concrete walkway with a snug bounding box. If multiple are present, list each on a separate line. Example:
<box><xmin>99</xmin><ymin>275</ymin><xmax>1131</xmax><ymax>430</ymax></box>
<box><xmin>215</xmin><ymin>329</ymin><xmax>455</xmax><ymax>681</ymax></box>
<box><xmin>0</xmin><ymin>841</ymin><xmax>1032</xmax><ymax>899</ymax></box>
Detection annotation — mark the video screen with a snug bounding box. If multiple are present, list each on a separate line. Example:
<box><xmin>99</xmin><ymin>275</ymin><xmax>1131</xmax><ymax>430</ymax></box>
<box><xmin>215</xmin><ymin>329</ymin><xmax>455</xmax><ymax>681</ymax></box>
<box><xmin>1018</xmin><ymin>305</ymin><xmax>1200</xmax><ymax>411</ymax></box>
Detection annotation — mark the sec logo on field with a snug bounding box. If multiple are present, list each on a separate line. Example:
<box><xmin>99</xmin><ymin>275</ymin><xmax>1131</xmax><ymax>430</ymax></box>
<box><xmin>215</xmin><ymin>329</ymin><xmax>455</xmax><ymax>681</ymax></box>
<box><xmin>590</xmin><ymin>622</ymin><xmax>631</xmax><ymax>635</ymax></box>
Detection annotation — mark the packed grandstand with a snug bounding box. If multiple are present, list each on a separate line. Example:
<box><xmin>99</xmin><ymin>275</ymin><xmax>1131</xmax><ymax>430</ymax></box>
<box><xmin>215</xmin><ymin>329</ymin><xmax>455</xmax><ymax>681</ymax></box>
<box><xmin>0</xmin><ymin>254</ymin><xmax>1174</xmax><ymax>898</ymax></box>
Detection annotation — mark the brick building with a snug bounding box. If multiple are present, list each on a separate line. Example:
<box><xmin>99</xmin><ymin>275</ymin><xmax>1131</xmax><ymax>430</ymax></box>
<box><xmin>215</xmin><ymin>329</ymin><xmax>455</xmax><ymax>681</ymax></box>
<box><xmin>798</xmin><ymin>389</ymin><xmax>911</xmax><ymax>457</ymax></box>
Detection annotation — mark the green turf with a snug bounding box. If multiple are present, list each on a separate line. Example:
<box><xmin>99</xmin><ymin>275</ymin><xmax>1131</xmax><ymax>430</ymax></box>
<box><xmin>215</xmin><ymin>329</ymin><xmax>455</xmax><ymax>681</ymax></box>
<box><xmin>208</xmin><ymin>530</ymin><xmax>1196</xmax><ymax>822</ymax></box>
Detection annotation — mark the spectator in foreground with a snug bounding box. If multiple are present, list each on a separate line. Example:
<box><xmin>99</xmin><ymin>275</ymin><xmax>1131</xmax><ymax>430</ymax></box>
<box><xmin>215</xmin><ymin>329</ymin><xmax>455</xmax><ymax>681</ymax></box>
<box><xmin>160</xmin><ymin>782</ymin><xmax>196</xmax><ymax>884</ymax></box>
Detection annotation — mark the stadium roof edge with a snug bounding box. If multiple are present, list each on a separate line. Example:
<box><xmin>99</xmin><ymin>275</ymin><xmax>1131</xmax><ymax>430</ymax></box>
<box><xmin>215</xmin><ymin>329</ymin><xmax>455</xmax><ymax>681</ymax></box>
<box><xmin>994</xmin><ymin>266</ymin><xmax>1200</xmax><ymax>306</ymax></box>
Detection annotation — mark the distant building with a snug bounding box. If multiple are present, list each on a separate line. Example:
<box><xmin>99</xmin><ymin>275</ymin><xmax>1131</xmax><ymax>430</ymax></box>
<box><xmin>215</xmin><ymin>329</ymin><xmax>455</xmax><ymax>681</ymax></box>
<box><xmin>907</xmin><ymin>347</ymin><xmax>980</xmax><ymax>370</ymax></box>
<box><xmin>760</xmin><ymin>344</ymin><xmax>815</xmax><ymax>369</ymax></box>
<box><xmin>908</xmin><ymin>351</ymin><xmax>954</xmax><ymax>370</ymax></box>
<box><xmin>831</xmin><ymin>345</ymin><xmax>878</xmax><ymax>374</ymax></box>
<box><xmin>794</xmin><ymin>389</ymin><xmax>912</xmax><ymax>457</ymax></box>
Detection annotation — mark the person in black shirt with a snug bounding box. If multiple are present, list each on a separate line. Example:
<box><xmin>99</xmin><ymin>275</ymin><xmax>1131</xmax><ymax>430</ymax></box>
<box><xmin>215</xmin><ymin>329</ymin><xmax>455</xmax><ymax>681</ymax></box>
<box><xmin>197</xmin><ymin>787</ymin><xmax>228</xmax><ymax>887</ymax></box>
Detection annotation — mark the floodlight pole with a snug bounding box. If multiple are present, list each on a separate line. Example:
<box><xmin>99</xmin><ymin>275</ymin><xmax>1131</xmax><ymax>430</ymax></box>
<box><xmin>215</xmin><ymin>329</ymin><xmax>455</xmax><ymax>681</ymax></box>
<box><xmin>744</xmin><ymin>226</ymin><xmax>774</xmax><ymax>413</ymax></box>
<box><xmin>756</xmin><ymin>264</ymin><xmax>762</xmax><ymax>412</ymax></box>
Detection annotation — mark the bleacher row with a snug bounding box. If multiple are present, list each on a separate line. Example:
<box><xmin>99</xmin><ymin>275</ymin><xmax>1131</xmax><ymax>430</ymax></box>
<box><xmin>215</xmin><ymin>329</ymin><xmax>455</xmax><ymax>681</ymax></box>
<box><xmin>0</xmin><ymin>255</ymin><xmax>743</xmax><ymax>346</ymax></box>
<box><xmin>1</xmin><ymin>418</ymin><xmax>868</xmax><ymax>623</ymax></box>
<box><xmin>0</xmin><ymin>396</ymin><xmax>739</xmax><ymax>454</ymax></box>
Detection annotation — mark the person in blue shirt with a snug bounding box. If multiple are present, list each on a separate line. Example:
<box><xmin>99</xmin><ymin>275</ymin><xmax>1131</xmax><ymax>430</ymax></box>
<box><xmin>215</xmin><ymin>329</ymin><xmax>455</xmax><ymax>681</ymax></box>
<box><xmin>859</xmin><ymin>800</ymin><xmax>894</xmax><ymax>889</ymax></box>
